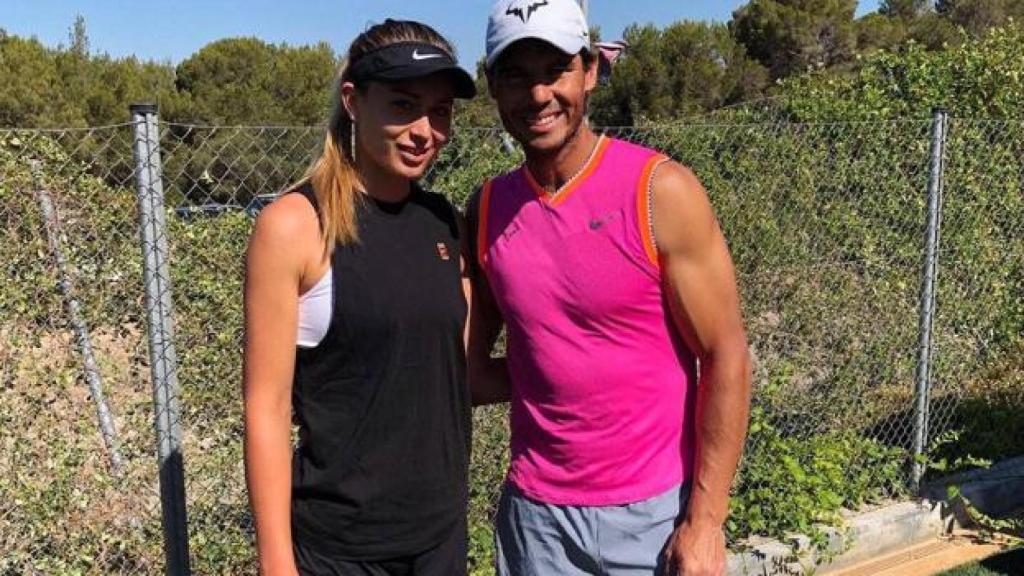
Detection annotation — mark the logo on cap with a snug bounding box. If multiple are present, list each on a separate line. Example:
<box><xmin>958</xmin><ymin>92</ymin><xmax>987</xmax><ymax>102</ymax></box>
<box><xmin>412</xmin><ymin>49</ymin><xmax>444</xmax><ymax>61</ymax></box>
<box><xmin>505</xmin><ymin>0</ymin><xmax>550</xmax><ymax>23</ymax></box>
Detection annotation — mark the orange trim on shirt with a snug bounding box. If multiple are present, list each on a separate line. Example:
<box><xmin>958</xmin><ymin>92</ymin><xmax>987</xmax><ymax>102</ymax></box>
<box><xmin>520</xmin><ymin>135</ymin><xmax>612</xmax><ymax>207</ymax></box>
<box><xmin>551</xmin><ymin>136</ymin><xmax>611</xmax><ymax>207</ymax></box>
<box><xmin>476</xmin><ymin>179</ymin><xmax>493</xmax><ymax>272</ymax></box>
<box><xmin>637</xmin><ymin>155</ymin><xmax>668</xmax><ymax>269</ymax></box>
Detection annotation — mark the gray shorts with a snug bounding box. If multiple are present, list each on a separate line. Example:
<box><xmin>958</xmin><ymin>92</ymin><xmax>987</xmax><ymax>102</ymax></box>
<box><xmin>494</xmin><ymin>483</ymin><xmax>691</xmax><ymax>576</ymax></box>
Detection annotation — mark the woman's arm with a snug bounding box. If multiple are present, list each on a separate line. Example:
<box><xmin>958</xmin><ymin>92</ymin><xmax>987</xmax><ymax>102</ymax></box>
<box><xmin>243</xmin><ymin>194</ymin><xmax>320</xmax><ymax>576</ymax></box>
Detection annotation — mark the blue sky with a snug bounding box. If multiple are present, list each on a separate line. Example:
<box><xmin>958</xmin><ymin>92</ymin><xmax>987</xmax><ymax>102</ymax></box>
<box><xmin>2</xmin><ymin>0</ymin><xmax>882</xmax><ymax>68</ymax></box>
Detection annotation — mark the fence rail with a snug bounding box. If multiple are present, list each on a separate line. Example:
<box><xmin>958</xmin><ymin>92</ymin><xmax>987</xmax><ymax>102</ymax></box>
<box><xmin>0</xmin><ymin>106</ymin><xmax>1020</xmax><ymax>574</ymax></box>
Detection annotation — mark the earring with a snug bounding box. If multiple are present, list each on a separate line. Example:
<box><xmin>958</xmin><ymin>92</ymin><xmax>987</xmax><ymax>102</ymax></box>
<box><xmin>350</xmin><ymin>123</ymin><xmax>357</xmax><ymax>162</ymax></box>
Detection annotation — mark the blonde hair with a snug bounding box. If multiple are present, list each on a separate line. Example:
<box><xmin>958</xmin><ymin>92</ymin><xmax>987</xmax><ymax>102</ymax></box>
<box><xmin>300</xmin><ymin>19</ymin><xmax>458</xmax><ymax>255</ymax></box>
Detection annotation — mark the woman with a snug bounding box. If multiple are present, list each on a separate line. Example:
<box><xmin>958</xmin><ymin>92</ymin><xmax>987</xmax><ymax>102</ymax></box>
<box><xmin>243</xmin><ymin>20</ymin><xmax>478</xmax><ymax>576</ymax></box>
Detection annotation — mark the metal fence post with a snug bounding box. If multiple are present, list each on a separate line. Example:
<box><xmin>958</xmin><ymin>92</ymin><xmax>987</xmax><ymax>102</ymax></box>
<box><xmin>29</xmin><ymin>160</ymin><xmax>125</xmax><ymax>476</ymax></box>
<box><xmin>912</xmin><ymin>108</ymin><xmax>948</xmax><ymax>491</ymax></box>
<box><xmin>130</xmin><ymin>103</ymin><xmax>191</xmax><ymax>576</ymax></box>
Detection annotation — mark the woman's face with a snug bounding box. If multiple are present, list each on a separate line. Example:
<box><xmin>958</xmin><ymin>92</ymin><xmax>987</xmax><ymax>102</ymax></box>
<box><xmin>344</xmin><ymin>73</ymin><xmax>457</xmax><ymax>182</ymax></box>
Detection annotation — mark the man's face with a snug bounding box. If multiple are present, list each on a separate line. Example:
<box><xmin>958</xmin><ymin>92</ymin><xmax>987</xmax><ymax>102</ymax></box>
<box><xmin>489</xmin><ymin>39</ymin><xmax>597</xmax><ymax>155</ymax></box>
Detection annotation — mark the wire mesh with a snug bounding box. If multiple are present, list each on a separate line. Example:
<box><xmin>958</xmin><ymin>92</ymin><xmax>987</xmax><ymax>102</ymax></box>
<box><xmin>619</xmin><ymin>120</ymin><xmax>931</xmax><ymax>447</ymax></box>
<box><xmin>928</xmin><ymin>119</ymin><xmax>1024</xmax><ymax>463</ymax></box>
<box><xmin>0</xmin><ymin>116</ymin><xmax>1020</xmax><ymax>573</ymax></box>
<box><xmin>0</xmin><ymin>124</ymin><xmax>163</xmax><ymax>574</ymax></box>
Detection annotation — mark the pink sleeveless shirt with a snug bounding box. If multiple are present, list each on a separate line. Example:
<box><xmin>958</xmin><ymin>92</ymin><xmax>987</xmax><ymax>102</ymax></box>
<box><xmin>478</xmin><ymin>136</ymin><xmax>698</xmax><ymax>506</ymax></box>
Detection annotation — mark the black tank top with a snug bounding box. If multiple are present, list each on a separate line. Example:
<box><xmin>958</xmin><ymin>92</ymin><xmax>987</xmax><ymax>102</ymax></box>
<box><xmin>289</xmin><ymin>183</ymin><xmax>470</xmax><ymax>560</ymax></box>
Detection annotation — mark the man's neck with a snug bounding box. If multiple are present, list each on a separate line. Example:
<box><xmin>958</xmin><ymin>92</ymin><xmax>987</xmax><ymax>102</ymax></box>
<box><xmin>524</xmin><ymin>127</ymin><xmax>600</xmax><ymax>193</ymax></box>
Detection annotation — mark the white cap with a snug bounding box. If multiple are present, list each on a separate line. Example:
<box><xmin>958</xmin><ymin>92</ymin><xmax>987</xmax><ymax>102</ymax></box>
<box><xmin>486</xmin><ymin>0</ymin><xmax>591</xmax><ymax>69</ymax></box>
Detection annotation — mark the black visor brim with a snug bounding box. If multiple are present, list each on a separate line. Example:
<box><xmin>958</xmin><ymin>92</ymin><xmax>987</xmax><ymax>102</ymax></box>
<box><xmin>371</xmin><ymin>64</ymin><xmax>477</xmax><ymax>99</ymax></box>
<box><xmin>350</xmin><ymin>42</ymin><xmax>478</xmax><ymax>99</ymax></box>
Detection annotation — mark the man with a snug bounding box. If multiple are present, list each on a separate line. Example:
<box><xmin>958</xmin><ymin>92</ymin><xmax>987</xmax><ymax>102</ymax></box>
<box><xmin>466</xmin><ymin>1</ymin><xmax>752</xmax><ymax>575</ymax></box>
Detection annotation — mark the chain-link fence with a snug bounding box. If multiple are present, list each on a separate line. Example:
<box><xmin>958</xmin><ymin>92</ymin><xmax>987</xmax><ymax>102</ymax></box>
<box><xmin>929</xmin><ymin>118</ymin><xmax>1024</xmax><ymax>466</ymax></box>
<box><xmin>1</xmin><ymin>123</ymin><xmax>163</xmax><ymax>573</ymax></box>
<box><xmin>1</xmin><ymin>109</ymin><xmax>1021</xmax><ymax>574</ymax></box>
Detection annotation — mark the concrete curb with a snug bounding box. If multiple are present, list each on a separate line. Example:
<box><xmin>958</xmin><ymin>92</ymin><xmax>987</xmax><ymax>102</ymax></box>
<box><xmin>725</xmin><ymin>457</ymin><xmax>1024</xmax><ymax>575</ymax></box>
<box><xmin>726</xmin><ymin>500</ymin><xmax>949</xmax><ymax>575</ymax></box>
<box><xmin>920</xmin><ymin>455</ymin><xmax>1024</xmax><ymax>519</ymax></box>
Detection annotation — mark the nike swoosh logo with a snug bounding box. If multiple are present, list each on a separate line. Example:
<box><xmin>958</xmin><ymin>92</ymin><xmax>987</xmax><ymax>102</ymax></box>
<box><xmin>412</xmin><ymin>50</ymin><xmax>444</xmax><ymax>61</ymax></box>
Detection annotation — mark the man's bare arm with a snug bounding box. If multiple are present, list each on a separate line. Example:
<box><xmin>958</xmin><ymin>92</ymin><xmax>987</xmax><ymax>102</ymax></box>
<box><xmin>654</xmin><ymin>162</ymin><xmax>752</xmax><ymax>575</ymax></box>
